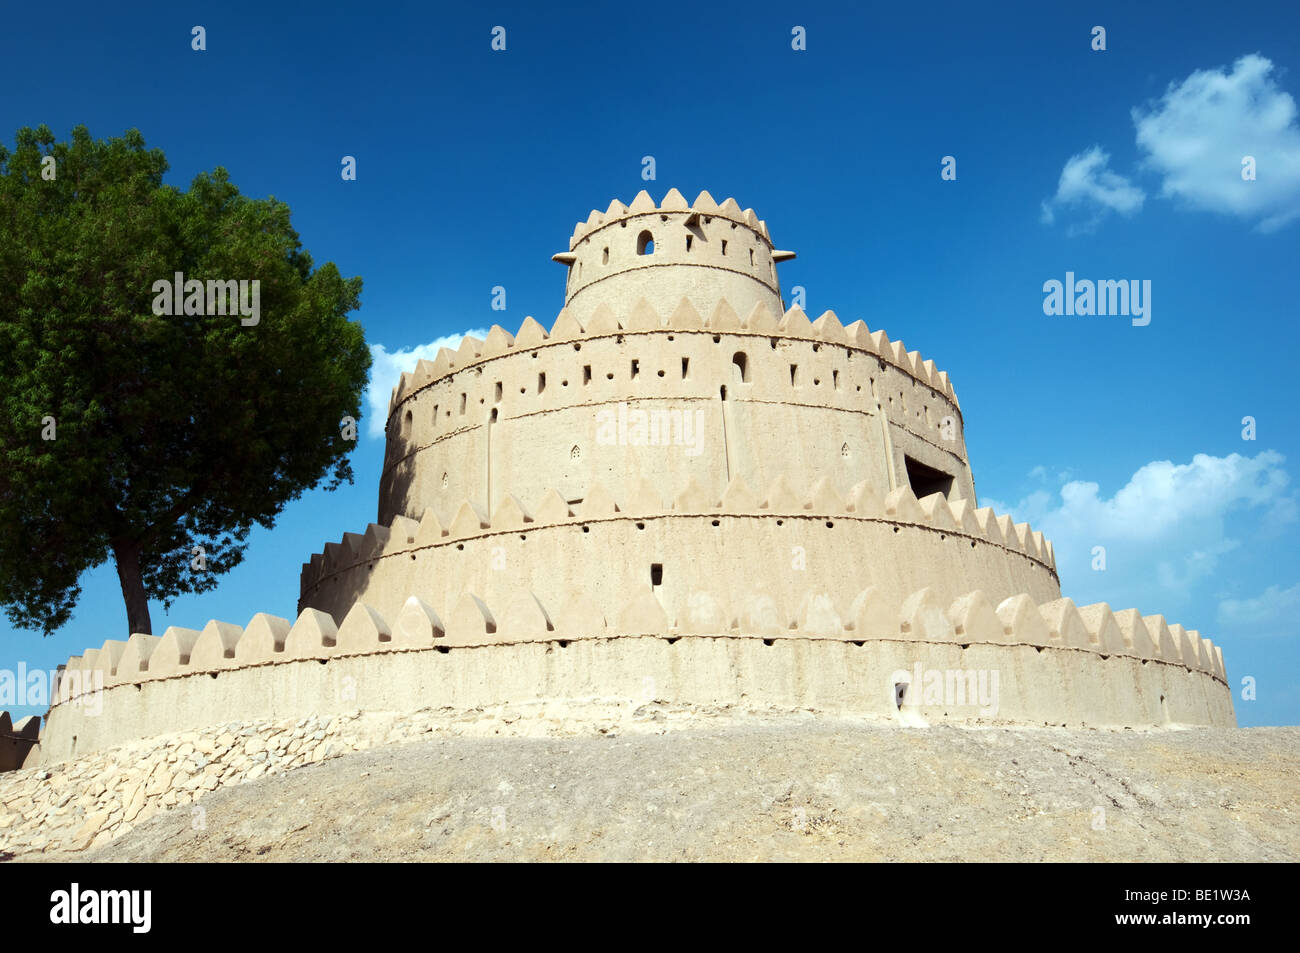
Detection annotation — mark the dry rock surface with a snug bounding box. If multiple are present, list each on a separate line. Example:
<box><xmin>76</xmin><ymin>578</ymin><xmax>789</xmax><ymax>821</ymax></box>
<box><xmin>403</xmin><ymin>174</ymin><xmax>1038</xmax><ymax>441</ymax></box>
<box><xmin>2</xmin><ymin>704</ymin><xmax>1296</xmax><ymax>862</ymax></box>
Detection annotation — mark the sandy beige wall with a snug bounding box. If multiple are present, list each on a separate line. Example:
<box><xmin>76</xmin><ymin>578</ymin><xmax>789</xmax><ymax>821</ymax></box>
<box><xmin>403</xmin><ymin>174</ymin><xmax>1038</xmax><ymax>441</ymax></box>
<box><xmin>301</xmin><ymin>507</ymin><xmax>1060</xmax><ymax>633</ymax></box>
<box><xmin>380</xmin><ymin>328</ymin><xmax>971</xmax><ymax>522</ymax></box>
<box><xmin>37</xmin><ymin>636</ymin><xmax>1235</xmax><ymax>764</ymax></box>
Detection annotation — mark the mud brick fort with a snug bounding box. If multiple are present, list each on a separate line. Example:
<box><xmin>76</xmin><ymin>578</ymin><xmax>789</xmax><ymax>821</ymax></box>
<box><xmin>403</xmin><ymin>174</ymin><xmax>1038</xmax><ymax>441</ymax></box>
<box><xmin>6</xmin><ymin>189</ymin><xmax>1235</xmax><ymax>770</ymax></box>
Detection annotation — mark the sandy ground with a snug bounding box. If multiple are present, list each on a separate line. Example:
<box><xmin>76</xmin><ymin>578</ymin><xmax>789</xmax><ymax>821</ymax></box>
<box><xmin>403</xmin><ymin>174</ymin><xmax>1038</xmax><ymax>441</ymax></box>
<box><xmin>37</xmin><ymin>717</ymin><xmax>1299</xmax><ymax>862</ymax></box>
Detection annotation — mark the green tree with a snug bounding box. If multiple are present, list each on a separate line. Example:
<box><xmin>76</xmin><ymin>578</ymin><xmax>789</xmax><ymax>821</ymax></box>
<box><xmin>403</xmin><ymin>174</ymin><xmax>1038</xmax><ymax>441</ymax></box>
<box><xmin>0</xmin><ymin>125</ymin><xmax>370</xmax><ymax>636</ymax></box>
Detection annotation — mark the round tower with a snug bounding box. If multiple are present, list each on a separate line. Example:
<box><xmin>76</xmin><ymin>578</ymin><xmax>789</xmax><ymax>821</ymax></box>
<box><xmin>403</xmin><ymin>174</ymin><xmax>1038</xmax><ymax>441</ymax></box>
<box><xmin>375</xmin><ymin>189</ymin><xmax>977</xmax><ymax>527</ymax></box>
<box><xmin>28</xmin><ymin>188</ymin><xmax>1236</xmax><ymax>771</ymax></box>
<box><xmin>554</xmin><ymin>188</ymin><xmax>793</xmax><ymax>327</ymax></box>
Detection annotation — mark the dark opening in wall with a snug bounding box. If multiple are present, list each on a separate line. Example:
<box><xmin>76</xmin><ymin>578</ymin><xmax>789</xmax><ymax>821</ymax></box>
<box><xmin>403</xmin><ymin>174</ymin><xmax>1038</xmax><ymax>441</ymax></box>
<box><xmin>490</xmin><ymin>407</ymin><xmax>498</xmax><ymax>423</ymax></box>
<box><xmin>637</xmin><ymin>230</ymin><xmax>654</xmax><ymax>255</ymax></box>
<box><xmin>651</xmin><ymin>563</ymin><xmax>663</xmax><ymax>587</ymax></box>
<box><xmin>631</xmin><ymin>359</ymin><xmax>640</xmax><ymax>378</ymax></box>
<box><xmin>904</xmin><ymin>455</ymin><xmax>955</xmax><ymax>500</ymax></box>
<box><xmin>432</xmin><ymin>405</ymin><xmax>438</xmax><ymax>426</ymax></box>
<box><xmin>459</xmin><ymin>393</ymin><xmax>467</xmax><ymax>415</ymax></box>
<box><xmin>404</xmin><ymin>409</ymin><xmax>412</xmax><ymax>432</ymax></box>
<box><xmin>685</xmin><ymin>234</ymin><xmax>693</xmax><ymax>252</ymax></box>
<box><xmin>494</xmin><ymin>381</ymin><xmax>502</xmax><ymax>403</ymax></box>
<box><xmin>732</xmin><ymin>351</ymin><xmax>749</xmax><ymax>383</ymax></box>
<box><xmin>583</xmin><ymin>364</ymin><xmax>592</xmax><ymax>385</ymax></box>
<box><xmin>790</xmin><ymin>364</ymin><xmax>798</xmax><ymax>386</ymax></box>
<box><xmin>538</xmin><ymin>372</ymin><xmax>546</xmax><ymax>393</ymax></box>
<box><xmin>720</xmin><ymin>385</ymin><xmax>727</xmax><ymax>401</ymax></box>
<box><xmin>720</xmin><ymin>240</ymin><xmax>728</xmax><ymax>256</ymax></box>
<box><xmin>602</xmin><ymin>246</ymin><xmax>609</xmax><ymax>264</ymax></box>
<box><xmin>681</xmin><ymin>357</ymin><xmax>690</xmax><ymax>379</ymax></box>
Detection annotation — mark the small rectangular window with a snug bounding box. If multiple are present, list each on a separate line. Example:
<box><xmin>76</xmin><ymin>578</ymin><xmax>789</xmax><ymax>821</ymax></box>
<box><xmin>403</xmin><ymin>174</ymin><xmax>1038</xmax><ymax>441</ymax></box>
<box><xmin>631</xmin><ymin>359</ymin><xmax>640</xmax><ymax>378</ymax></box>
<box><xmin>681</xmin><ymin>357</ymin><xmax>690</xmax><ymax>379</ymax></box>
<box><xmin>583</xmin><ymin>364</ymin><xmax>592</xmax><ymax>385</ymax></box>
<box><xmin>538</xmin><ymin>372</ymin><xmax>546</xmax><ymax>393</ymax></box>
<box><xmin>790</xmin><ymin>364</ymin><xmax>798</xmax><ymax>386</ymax></box>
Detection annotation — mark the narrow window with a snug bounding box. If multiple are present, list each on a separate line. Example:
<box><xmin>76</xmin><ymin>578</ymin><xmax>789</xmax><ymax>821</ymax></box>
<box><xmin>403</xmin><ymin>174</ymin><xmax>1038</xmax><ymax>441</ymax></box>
<box><xmin>681</xmin><ymin>357</ymin><xmax>690</xmax><ymax>379</ymax></box>
<box><xmin>404</xmin><ymin>409</ymin><xmax>412</xmax><ymax>433</ymax></box>
<box><xmin>637</xmin><ymin>230</ymin><xmax>654</xmax><ymax>255</ymax></box>
<box><xmin>631</xmin><ymin>359</ymin><xmax>640</xmax><ymax>378</ymax></box>
<box><xmin>538</xmin><ymin>372</ymin><xmax>546</xmax><ymax>393</ymax></box>
<box><xmin>602</xmin><ymin>246</ymin><xmax>609</xmax><ymax>264</ymax></box>
<box><xmin>651</xmin><ymin>564</ymin><xmax>664</xmax><ymax>588</ymax></box>
<box><xmin>583</xmin><ymin>364</ymin><xmax>592</xmax><ymax>385</ymax></box>
<box><xmin>732</xmin><ymin>351</ymin><xmax>749</xmax><ymax>383</ymax></box>
<box><xmin>789</xmin><ymin>364</ymin><xmax>798</xmax><ymax>386</ymax></box>
<box><xmin>721</xmin><ymin>240</ymin><xmax>728</xmax><ymax>256</ymax></box>
<box><xmin>494</xmin><ymin>381</ymin><xmax>502</xmax><ymax>403</ymax></box>
<box><xmin>459</xmin><ymin>393</ymin><xmax>467</xmax><ymax>414</ymax></box>
<box><xmin>685</xmin><ymin>234</ymin><xmax>693</xmax><ymax>252</ymax></box>
<box><xmin>749</xmin><ymin>248</ymin><xmax>754</xmax><ymax>266</ymax></box>
<box><xmin>833</xmin><ymin>369</ymin><xmax>839</xmax><ymax>390</ymax></box>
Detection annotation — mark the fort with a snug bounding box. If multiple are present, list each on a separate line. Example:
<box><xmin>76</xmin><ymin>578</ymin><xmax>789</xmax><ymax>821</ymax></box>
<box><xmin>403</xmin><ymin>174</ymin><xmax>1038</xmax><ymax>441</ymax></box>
<box><xmin>3</xmin><ymin>187</ymin><xmax>1234</xmax><ymax>771</ymax></box>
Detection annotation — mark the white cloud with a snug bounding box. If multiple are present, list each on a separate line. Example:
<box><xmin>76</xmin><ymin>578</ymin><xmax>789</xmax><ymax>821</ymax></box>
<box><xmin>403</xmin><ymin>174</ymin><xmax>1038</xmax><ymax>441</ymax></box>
<box><xmin>983</xmin><ymin>451</ymin><xmax>1296</xmax><ymax>612</ymax></box>
<box><xmin>1133</xmin><ymin>53</ymin><xmax>1300</xmax><ymax>232</ymax></box>
<box><xmin>1218</xmin><ymin>581</ymin><xmax>1300</xmax><ymax>634</ymax></box>
<box><xmin>366</xmin><ymin>330</ymin><xmax>488</xmax><ymax>438</ymax></box>
<box><xmin>1040</xmin><ymin>146</ymin><xmax>1145</xmax><ymax>233</ymax></box>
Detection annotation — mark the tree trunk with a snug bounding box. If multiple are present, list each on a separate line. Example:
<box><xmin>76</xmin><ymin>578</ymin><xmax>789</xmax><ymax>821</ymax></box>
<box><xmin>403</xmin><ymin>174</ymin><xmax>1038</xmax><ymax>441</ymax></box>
<box><xmin>112</xmin><ymin>540</ymin><xmax>153</xmax><ymax>635</ymax></box>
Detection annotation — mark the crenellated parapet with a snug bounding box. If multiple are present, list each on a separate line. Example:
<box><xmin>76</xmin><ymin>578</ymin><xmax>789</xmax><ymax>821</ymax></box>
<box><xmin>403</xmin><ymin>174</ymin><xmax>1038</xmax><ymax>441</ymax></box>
<box><xmin>379</xmin><ymin>297</ymin><xmax>969</xmax><ymax>524</ymax></box>
<box><xmin>552</xmin><ymin>188</ymin><xmax>791</xmax><ymax>326</ymax></box>
<box><xmin>303</xmin><ymin>476</ymin><xmax>1060</xmax><ymax>636</ymax></box>
<box><xmin>386</xmin><ymin>299</ymin><xmax>960</xmax><ymax>420</ymax></box>
<box><xmin>34</xmin><ymin>576</ymin><xmax>1232</xmax><ymax>764</ymax></box>
<box><xmin>47</xmin><ymin>588</ymin><xmax>1227</xmax><ymax>698</ymax></box>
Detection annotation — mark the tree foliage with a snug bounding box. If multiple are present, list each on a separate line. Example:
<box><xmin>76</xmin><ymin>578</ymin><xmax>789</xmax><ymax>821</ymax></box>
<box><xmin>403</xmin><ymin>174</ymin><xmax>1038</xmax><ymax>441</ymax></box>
<box><xmin>0</xmin><ymin>125</ymin><xmax>370</xmax><ymax>635</ymax></box>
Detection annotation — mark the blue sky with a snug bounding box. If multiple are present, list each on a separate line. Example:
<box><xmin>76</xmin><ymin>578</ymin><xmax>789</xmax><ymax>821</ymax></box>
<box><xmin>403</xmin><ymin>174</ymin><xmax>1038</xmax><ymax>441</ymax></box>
<box><xmin>2</xmin><ymin>0</ymin><xmax>1298</xmax><ymax>725</ymax></box>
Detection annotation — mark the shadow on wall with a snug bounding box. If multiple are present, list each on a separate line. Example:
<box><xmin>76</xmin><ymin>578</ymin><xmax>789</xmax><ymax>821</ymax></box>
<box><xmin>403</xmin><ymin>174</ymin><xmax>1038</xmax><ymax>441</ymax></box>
<box><xmin>0</xmin><ymin>712</ymin><xmax>41</xmax><ymax>771</ymax></box>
